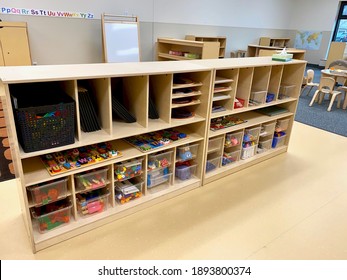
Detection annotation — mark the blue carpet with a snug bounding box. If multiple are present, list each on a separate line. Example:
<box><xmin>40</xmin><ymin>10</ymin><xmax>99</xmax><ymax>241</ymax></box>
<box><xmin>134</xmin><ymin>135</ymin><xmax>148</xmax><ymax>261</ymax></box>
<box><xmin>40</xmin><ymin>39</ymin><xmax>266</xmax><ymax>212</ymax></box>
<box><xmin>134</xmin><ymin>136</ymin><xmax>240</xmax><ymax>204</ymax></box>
<box><xmin>295</xmin><ymin>93</ymin><xmax>347</xmax><ymax>137</ymax></box>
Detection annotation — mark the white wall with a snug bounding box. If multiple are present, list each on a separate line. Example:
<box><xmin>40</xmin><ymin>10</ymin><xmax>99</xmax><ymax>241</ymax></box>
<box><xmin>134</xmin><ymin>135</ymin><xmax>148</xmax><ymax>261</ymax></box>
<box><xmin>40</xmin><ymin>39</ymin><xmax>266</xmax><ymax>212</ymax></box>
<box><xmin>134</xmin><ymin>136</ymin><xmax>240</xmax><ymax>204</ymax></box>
<box><xmin>153</xmin><ymin>0</ymin><xmax>294</xmax><ymax>29</ymax></box>
<box><xmin>0</xmin><ymin>0</ymin><xmax>155</xmax><ymax>21</ymax></box>
<box><xmin>288</xmin><ymin>0</ymin><xmax>342</xmax><ymax>64</ymax></box>
<box><xmin>0</xmin><ymin>0</ymin><xmax>343</xmax><ymax>64</ymax></box>
<box><xmin>288</xmin><ymin>0</ymin><xmax>340</xmax><ymax>31</ymax></box>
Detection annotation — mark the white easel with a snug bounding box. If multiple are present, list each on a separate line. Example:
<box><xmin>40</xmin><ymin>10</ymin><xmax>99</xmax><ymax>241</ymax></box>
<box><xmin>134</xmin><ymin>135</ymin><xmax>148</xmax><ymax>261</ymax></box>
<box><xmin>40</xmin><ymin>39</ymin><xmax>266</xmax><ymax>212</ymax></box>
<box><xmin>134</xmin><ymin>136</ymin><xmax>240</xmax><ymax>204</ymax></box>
<box><xmin>101</xmin><ymin>14</ymin><xmax>141</xmax><ymax>63</ymax></box>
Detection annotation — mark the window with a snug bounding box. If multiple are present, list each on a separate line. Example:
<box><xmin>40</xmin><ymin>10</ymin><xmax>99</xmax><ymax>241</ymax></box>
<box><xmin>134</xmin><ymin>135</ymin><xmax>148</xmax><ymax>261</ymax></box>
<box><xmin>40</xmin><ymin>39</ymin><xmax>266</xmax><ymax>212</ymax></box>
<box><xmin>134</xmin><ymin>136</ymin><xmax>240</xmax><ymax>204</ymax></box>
<box><xmin>332</xmin><ymin>1</ymin><xmax>347</xmax><ymax>42</ymax></box>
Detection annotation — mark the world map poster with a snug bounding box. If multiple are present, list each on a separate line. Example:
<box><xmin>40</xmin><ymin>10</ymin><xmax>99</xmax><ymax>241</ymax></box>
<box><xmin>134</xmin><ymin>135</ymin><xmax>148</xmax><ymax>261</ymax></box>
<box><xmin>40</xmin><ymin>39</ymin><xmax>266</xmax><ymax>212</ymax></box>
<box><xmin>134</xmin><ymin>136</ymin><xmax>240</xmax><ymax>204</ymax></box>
<box><xmin>294</xmin><ymin>30</ymin><xmax>323</xmax><ymax>50</ymax></box>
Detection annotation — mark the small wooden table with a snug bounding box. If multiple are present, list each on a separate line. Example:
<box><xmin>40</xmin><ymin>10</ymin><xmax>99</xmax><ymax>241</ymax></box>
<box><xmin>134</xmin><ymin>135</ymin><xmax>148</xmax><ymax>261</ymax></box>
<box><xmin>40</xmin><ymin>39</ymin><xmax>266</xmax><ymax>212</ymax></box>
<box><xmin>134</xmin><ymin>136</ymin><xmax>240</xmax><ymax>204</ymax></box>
<box><xmin>321</xmin><ymin>68</ymin><xmax>347</xmax><ymax>79</ymax></box>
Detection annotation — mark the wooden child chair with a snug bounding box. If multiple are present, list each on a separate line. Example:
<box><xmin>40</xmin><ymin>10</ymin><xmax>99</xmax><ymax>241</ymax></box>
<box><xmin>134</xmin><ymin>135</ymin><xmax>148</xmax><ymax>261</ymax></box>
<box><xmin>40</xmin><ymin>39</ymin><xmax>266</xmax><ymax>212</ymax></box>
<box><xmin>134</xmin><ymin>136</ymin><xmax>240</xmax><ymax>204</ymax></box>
<box><xmin>309</xmin><ymin>77</ymin><xmax>342</xmax><ymax>111</ymax></box>
<box><xmin>301</xmin><ymin>69</ymin><xmax>319</xmax><ymax>96</ymax></box>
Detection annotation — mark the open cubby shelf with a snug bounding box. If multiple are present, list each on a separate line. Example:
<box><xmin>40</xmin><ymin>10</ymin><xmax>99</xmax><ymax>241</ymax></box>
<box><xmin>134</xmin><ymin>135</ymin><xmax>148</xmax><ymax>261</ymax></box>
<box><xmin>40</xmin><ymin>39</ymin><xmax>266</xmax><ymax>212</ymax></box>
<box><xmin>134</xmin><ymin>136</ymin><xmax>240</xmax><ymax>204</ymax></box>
<box><xmin>0</xmin><ymin>57</ymin><xmax>306</xmax><ymax>252</ymax></box>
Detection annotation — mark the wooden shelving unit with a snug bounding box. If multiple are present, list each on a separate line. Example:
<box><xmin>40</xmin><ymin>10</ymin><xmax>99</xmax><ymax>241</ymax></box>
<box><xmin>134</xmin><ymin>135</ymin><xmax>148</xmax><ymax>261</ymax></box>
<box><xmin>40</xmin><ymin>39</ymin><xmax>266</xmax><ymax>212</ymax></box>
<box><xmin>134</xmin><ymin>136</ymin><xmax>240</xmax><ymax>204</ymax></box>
<box><xmin>270</xmin><ymin>37</ymin><xmax>290</xmax><ymax>48</ymax></box>
<box><xmin>188</xmin><ymin>57</ymin><xmax>305</xmax><ymax>184</ymax></box>
<box><xmin>156</xmin><ymin>38</ymin><xmax>220</xmax><ymax>61</ymax></box>
<box><xmin>247</xmin><ymin>44</ymin><xmax>306</xmax><ymax>60</ymax></box>
<box><xmin>0</xmin><ymin>57</ymin><xmax>306</xmax><ymax>253</ymax></box>
<box><xmin>185</xmin><ymin>35</ymin><xmax>227</xmax><ymax>58</ymax></box>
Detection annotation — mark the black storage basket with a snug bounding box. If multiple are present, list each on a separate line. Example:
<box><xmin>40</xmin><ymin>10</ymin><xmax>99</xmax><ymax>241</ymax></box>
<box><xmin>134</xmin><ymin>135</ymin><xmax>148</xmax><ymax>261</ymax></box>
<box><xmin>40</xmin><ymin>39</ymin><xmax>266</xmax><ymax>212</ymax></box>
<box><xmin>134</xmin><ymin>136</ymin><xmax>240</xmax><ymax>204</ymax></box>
<box><xmin>11</xmin><ymin>83</ymin><xmax>75</xmax><ymax>153</ymax></box>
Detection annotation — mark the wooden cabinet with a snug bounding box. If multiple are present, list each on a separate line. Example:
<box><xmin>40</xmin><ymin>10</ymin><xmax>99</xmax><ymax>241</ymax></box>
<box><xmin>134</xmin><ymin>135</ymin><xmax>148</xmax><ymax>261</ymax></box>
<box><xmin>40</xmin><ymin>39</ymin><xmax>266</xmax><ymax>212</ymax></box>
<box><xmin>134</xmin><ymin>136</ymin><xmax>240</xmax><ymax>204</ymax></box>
<box><xmin>156</xmin><ymin>37</ymin><xmax>220</xmax><ymax>61</ymax></box>
<box><xmin>185</xmin><ymin>35</ymin><xmax>227</xmax><ymax>58</ymax></box>
<box><xmin>0</xmin><ymin>21</ymin><xmax>32</xmax><ymax>66</ymax></box>
<box><xmin>0</xmin><ymin>61</ymin><xmax>212</xmax><ymax>252</ymax></box>
<box><xmin>0</xmin><ymin>57</ymin><xmax>305</xmax><ymax>252</ymax></box>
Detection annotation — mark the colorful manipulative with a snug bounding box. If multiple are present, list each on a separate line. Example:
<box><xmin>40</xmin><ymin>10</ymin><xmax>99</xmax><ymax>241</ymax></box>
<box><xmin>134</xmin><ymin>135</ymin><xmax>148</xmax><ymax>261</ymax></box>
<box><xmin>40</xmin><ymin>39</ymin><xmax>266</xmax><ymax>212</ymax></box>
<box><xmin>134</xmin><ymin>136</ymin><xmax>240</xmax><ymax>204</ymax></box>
<box><xmin>34</xmin><ymin>200</ymin><xmax>71</xmax><ymax>232</ymax></box>
<box><xmin>115</xmin><ymin>180</ymin><xmax>142</xmax><ymax>204</ymax></box>
<box><xmin>115</xmin><ymin>160</ymin><xmax>143</xmax><ymax>181</ymax></box>
<box><xmin>76</xmin><ymin>189</ymin><xmax>108</xmax><ymax>216</ymax></box>
<box><xmin>75</xmin><ymin>169</ymin><xmax>107</xmax><ymax>191</ymax></box>
<box><xmin>125</xmin><ymin>129</ymin><xmax>187</xmax><ymax>152</ymax></box>
<box><xmin>41</xmin><ymin>142</ymin><xmax>121</xmax><ymax>176</ymax></box>
<box><xmin>29</xmin><ymin>179</ymin><xmax>67</xmax><ymax>205</ymax></box>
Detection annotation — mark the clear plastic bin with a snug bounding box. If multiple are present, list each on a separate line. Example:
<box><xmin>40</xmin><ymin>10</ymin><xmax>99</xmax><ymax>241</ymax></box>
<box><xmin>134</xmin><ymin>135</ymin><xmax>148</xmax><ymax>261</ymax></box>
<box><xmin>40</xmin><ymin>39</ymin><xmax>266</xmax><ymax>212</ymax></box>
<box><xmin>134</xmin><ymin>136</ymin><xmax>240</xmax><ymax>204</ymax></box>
<box><xmin>249</xmin><ymin>90</ymin><xmax>266</xmax><ymax>105</ymax></box>
<box><xmin>225</xmin><ymin>131</ymin><xmax>243</xmax><ymax>148</ymax></box>
<box><xmin>206</xmin><ymin>156</ymin><xmax>221</xmax><ymax>173</ymax></box>
<box><xmin>275</xmin><ymin>118</ymin><xmax>290</xmax><ymax>132</ymax></box>
<box><xmin>177</xmin><ymin>143</ymin><xmax>199</xmax><ymax>162</ymax></box>
<box><xmin>222</xmin><ymin>150</ymin><xmax>240</xmax><ymax>166</ymax></box>
<box><xmin>148</xmin><ymin>150</ymin><xmax>173</xmax><ymax>171</ymax></box>
<box><xmin>175</xmin><ymin>163</ymin><xmax>197</xmax><ymax>180</ymax></box>
<box><xmin>259</xmin><ymin>122</ymin><xmax>276</xmax><ymax>137</ymax></box>
<box><xmin>243</xmin><ymin>127</ymin><xmax>261</xmax><ymax>142</ymax></box>
<box><xmin>28</xmin><ymin>178</ymin><xmax>68</xmax><ymax>206</ymax></box>
<box><xmin>147</xmin><ymin>167</ymin><xmax>172</xmax><ymax>188</ymax></box>
<box><xmin>208</xmin><ymin>137</ymin><xmax>224</xmax><ymax>153</ymax></box>
<box><xmin>31</xmin><ymin>198</ymin><xmax>72</xmax><ymax>233</ymax></box>
<box><xmin>115</xmin><ymin>159</ymin><xmax>143</xmax><ymax>181</ymax></box>
<box><xmin>76</xmin><ymin>188</ymin><xmax>110</xmax><ymax>217</ymax></box>
<box><xmin>258</xmin><ymin>139</ymin><xmax>273</xmax><ymax>153</ymax></box>
<box><xmin>241</xmin><ymin>145</ymin><xmax>256</xmax><ymax>159</ymax></box>
<box><xmin>272</xmin><ymin>134</ymin><xmax>287</xmax><ymax>148</ymax></box>
<box><xmin>115</xmin><ymin>180</ymin><xmax>143</xmax><ymax>204</ymax></box>
<box><xmin>75</xmin><ymin>168</ymin><xmax>108</xmax><ymax>191</ymax></box>
<box><xmin>279</xmin><ymin>84</ymin><xmax>296</xmax><ymax>99</ymax></box>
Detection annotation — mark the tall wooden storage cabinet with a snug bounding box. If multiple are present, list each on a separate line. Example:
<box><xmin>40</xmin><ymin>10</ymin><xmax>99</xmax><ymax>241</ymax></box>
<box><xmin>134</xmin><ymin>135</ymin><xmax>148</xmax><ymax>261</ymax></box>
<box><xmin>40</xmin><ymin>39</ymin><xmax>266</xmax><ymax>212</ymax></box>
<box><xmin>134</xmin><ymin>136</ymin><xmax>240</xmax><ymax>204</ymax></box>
<box><xmin>0</xmin><ymin>57</ymin><xmax>305</xmax><ymax>252</ymax></box>
<box><xmin>0</xmin><ymin>21</ymin><xmax>32</xmax><ymax>66</ymax></box>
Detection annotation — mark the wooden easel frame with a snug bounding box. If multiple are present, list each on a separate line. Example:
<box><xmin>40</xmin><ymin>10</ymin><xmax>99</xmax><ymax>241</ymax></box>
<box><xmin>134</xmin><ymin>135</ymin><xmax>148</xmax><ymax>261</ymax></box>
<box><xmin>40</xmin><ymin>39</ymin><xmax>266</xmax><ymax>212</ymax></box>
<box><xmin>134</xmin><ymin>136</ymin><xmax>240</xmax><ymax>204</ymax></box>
<box><xmin>101</xmin><ymin>13</ymin><xmax>141</xmax><ymax>63</ymax></box>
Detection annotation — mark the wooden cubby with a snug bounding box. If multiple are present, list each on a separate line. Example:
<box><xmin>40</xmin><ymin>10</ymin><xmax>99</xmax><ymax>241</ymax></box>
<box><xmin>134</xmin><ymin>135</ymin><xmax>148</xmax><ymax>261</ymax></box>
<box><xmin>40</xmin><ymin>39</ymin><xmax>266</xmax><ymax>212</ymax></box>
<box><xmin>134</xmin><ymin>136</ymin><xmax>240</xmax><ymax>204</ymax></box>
<box><xmin>270</xmin><ymin>38</ymin><xmax>290</xmax><ymax>48</ymax></box>
<box><xmin>188</xmin><ymin>57</ymin><xmax>305</xmax><ymax>184</ymax></box>
<box><xmin>185</xmin><ymin>35</ymin><xmax>227</xmax><ymax>58</ymax></box>
<box><xmin>0</xmin><ymin>57</ymin><xmax>305</xmax><ymax>252</ymax></box>
<box><xmin>156</xmin><ymin>38</ymin><xmax>220</xmax><ymax>61</ymax></box>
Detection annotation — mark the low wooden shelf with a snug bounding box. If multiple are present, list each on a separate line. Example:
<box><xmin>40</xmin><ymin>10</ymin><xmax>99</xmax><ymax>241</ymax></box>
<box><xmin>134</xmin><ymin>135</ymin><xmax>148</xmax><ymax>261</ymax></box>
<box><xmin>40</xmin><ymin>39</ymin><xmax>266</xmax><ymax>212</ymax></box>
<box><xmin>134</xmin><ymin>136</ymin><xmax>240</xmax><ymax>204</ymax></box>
<box><xmin>185</xmin><ymin>35</ymin><xmax>227</xmax><ymax>58</ymax></box>
<box><xmin>156</xmin><ymin>37</ymin><xmax>220</xmax><ymax>61</ymax></box>
<box><xmin>247</xmin><ymin>44</ymin><xmax>306</xmax><ymax>60</ymax></box>
<box><xmin>0</xmin><ymin>57</ymin><xmax>306</xmax><ymax>252</ymax></box>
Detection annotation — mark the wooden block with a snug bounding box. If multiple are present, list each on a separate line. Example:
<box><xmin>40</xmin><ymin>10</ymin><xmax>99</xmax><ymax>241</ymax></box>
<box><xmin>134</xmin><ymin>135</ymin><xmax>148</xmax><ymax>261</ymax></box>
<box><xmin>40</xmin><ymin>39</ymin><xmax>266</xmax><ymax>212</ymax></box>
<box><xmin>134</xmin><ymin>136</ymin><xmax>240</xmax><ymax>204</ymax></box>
<box><xmin>0</xmin><ymin>127</ymin><xmax>7</xmax><ymax>137</ymax></box>
<box><xmin>0</xmin><ymin>117</ymin><xmax>6</xmax><ymax>128</ymax></box>
<box><xmin>2</xmin><ymin>138</ymin><xmax>9</xmax><ymax>147</ymax></box>
<box><xmin>9</xmin><ymin>162</ymin><xmax>15</xmax><ymax>175</ymax></box>
<box><xmin>4</xmin><ymin>148</ymin><xmax>12</xmax><ymax>160</ymax></box>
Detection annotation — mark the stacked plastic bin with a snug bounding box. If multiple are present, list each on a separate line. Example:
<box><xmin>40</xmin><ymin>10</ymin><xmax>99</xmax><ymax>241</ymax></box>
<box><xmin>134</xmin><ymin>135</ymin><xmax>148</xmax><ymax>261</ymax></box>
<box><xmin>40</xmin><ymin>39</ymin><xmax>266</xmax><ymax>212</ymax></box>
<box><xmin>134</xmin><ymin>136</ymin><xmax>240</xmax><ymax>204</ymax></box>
<box><xmin>114</xmin><ymin>158</ymin><xmax>144</xmax><ymax>203</ymax></box>
<box><xmin>75</xmin><ymin>167</ymin><xmax>110</xmax><ymax>217</ymax></box>
<box><xmin>29</xmin><ymin>178</ymin><xmax>72</xmax><ymax>233</ymax></box>
<box><xmin>175</xmin><ymin>143</ymin><xmax>199</xmax><ymax>181</ymax></box>
<box><xmin>272</xmin><ymin>118</ymin><xmax>290</xmax><ymax>148</ymax></box>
